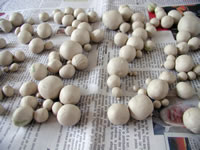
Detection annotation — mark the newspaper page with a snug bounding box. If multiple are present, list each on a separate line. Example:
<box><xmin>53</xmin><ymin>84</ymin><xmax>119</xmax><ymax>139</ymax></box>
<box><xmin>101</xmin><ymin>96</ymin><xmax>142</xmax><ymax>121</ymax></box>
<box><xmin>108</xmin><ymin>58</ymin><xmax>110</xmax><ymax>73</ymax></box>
<box><xmin>0</xmin><ymin>0</ymin><xmax>200</xmax><ymax>150</ymax></box>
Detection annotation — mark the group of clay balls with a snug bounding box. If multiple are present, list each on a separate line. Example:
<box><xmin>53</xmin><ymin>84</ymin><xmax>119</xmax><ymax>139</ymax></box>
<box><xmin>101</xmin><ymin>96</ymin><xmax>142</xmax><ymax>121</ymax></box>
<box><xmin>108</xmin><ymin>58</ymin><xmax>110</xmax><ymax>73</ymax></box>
<box><xmin>12</xmin><ymin>75</ymin><xmax>82</xmax><ymax>126</ymax></box>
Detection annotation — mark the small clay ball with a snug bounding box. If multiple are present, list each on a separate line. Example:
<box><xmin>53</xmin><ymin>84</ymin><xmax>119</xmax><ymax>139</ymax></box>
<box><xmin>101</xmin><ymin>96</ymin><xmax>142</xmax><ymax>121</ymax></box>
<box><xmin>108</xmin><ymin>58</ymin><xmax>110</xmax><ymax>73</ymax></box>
<box><xmin>20</xmin><ymin>23</ymin><xmax>34</xmax><ymax>34</ymax></box>
<box><xmin>137</xmin><ymin>88</ymin><xmax>147</xmax><ymax>95</ymax></box>
<box><xmin>107</xmin><ymin>57</ymin><xmax>129</xmax><ymax>77</ymax></box>
<box><xmin>107</xmin><ymin>104</ymin><xmax>130</xmax><ymax>125</ymax></box>
<box><xmin>29</xmin><ymin>38</ymin><xmax>44</xmax><ymax>54</ymax></box>
<box><xmin>161</xmin><ymin>98</ymin><xmax>169</xmax><ymax>107</ymax></box>
<box><xmin>48</xmin><ymin>51</ymin><xmax>60</xmax><ymax>61</ymax></box>
<box><xmin>0</xmin><ymin>38</ymin><xmax>6</xmax><ymax>49</ymax></box>
<box><xmin>0</xmin><ymin>19</ymin><xmax>13</xmax><ymax>33</ymax></box>
<box><xmin>147</xmin><ymin>79</ymin><xmax>169</xmax><ymax>100</ymax></box>
<box><xmin>153</xmin><ymin>100</ymin><xmax>161</xmax><ymax>109</ymax></box>
<box><xmin>59</xmin><ymin>85</ymin><xmax>81</xmax><ymax>105</ymax></box>
<box><xmin>88</xmin><ymin>11</ymin><xmax>98</xmax><ymax>23</ymax></box>
<box><xmin>164</xmin><ymin>44</ymin><xmax>178</xmax><ymax>56</ymax></box>
<box><xmin>83</xmin><ymin>44</ymin><xmax>92</xmax><ymax>52</ymax></box>
<box><xmin>15</xmin><ymin>27</ymin><xmax>20</xmax><ymax>35</ymax></box>
<box><xmin>9</xmin><ymin>63</ymin><xmax>19</xmax><ymax>72</ymax></box>
<box><xmin>54</xmin><ymin>11</ymin><xmax>64</xmax><ymax>24</ymax></box>
<box><xmin>90</xmin><ymin>29</ymin><xmax>104</xmax><ymax>43</ymax></box>
<box><xmin>177</xmin><ymin>72</ymin><xmax>188</xmax><ymax>81</ymax></box>
<box><xmin>144</xmin><ymin>40</ymin><xmax>156</xmax><ymax>52</ymax></box>
<box><xmin>2</xmin><ymin>67</ymin><xmax>9</xmax><ymax>73</ymax></box>
<box><xmin>136</xmin><ymin>50</ymin><xmax>143</xmax><ymax>58</ymax></box>
<box><xmin>64</xmin><ymin>26</ymin><xmax>75</xmax><ymax>36</ymax></box>
<box><xmin>19</xmin><ymin>81</ymin><xmax>37</xmax><ymax>96</ymax></box>
<box><xmin>59</xmin><ymin>64</ymin><xmax>75</xmax><ymax>79</ymax></box>
<box><xmin>146</xmin><ymin>25</ymin><xmax>157</xmax><ymax>37</ymax></box>
<box><xmin>52</xmin><ymin>102</ymin><xmax>62</xmax><ymax>115</ymax></box>
<box><xmin>132</xmin><ymin>21</ymin><xmax>144</xmax><ymax>30</ymax></box>
<box><xmin>71</xmin><ymin>29</ymin><xmax>90</xmax><ymax>45</ymax></box>
<box><xmin>72</xmin><ymin>20</ymin><xmax>81</xmax><ymax>28</ymax></box>
<box><xmin>188</xmin><ymin>37</ymin><xmax>200</xmax><ymax>51</ymax></box>
<box><xmin>128</xmin><ymin>94</ymin><xmax>154</xmax><ymax>120</ymax></box>
<box><xmin>62</xmin><ymin>15</ymin><xmax>74</xmax><ymax>26</ymax></box>
<box><xmin>175</xmin><ymin>55</ymin><xmax>194</xmax><ymax>72</ymax></box>
<box><xmin>112</xmin><ymin>87</ymin><xmax>123</xmax><ymax>98</ymax></box>
<box><xmin>0</xmin><ymin>51</ymin><xmax>13</xmax><ymax>66</ymax></box>
<box><xmin>150</xmin><ymin>18</ymin><xmax>160</xmax><ymax>27</ymax></box>
<box><xmin>47</xmin><ymin>59</ymin><xmax>62</xmax><ymax>73</ymax></box>
<box><xmin>72</xmin><ymin>54</ymin><xmax>88</xmax><ymax>70</ymax></box>
<box><xmin>57</xmin><ymin>104</ymin><xmax>81</xmax><ymax>126</ymax></box>
<box><xmin>132</xmin><ymin>27</ymin><xmax>147</xmax><ymax>41</ymax></box>
<box><xmin>187</xmin><ymin>71</ymin><xmax>196</xmax><ymax>80</ymax></box>
<box><xmin>26</xmin><ymin>17</ymin><xmax>34</xmax><ymax>25</ymax></box>
<box><xmin>17</xmin><ymin>30</ymin><xmax>32</xmax><ymax>44</ymax></box>
<box><xmin>166</xmin><ymin>55</ymin><xmax>176</xmax><ymax>61</ymax></box>
<box><xmin>14</xmin><ymin>51</ymin><xmax>25</xmax><ymax>62</ymax></box>
<box><xmin>20</xmin><ymin>96</ymin><xmax>38</xmax><ymax>109</ymax></box>
<box><xmin>2</xmin><ymin>85</ymin><xmax>14</xmax><ymax>97</ymax></box>
<box><xmin>37</xmin><ymin>23</ymin><xmax>52</xmax><ymax>39</ymax></box>
<box><xmin>9</xmin><ymin>12</ymin><xmax>24</xmax><ymax>27</ymax></box>
<box><xmin>43</xmin><ymin>99</ymin><xmax>53</xmax><ymax>111</ymax></box>
<box><xmin>119</xmin><ymin>22</ymin><xmax>130</xmax><ymax>33</ymax></box>
<box><xmin>126</xmin><ymin>36</ymin><xmax>144</xmax><ymax>50</ymax></box>
<box><xmin>44</xmin><ymin>41</ymin><xmax>53</xmax><ymax>50</ymax></box>
<box><xmin>177</xmin><ymin>42</ymin><xmax>189</xmax><ymax>54</ymax></box>
<box><xmin>102</xmin><ymin>10</ymin><xmax>123</xmax><ymax>30</ymax></box>
<box><xmin>119</xmin><ymin>45</ymin><xmax>136</xmax><ymax>62</ymax></box>
<box><xmin>39</xmin><ymin>12</ymin><xmax>49</xmax><ymax>22</ymax></box>
<box><xmin>193</xmin><ymin>65</ymin><xmax>200</xmax><ymax>76</ymax></box>
<box><xmin>77</xmin><ymin>22</ymin><xmax>92</xmax><ymax>32</ymax></box>
<box><xmin>114</xmin><ymin>32</ymin><xmax>128</xmax><ymax>47</ymax></box>
<box><xmin>38</xmin><ymin>76</ymin><xmax>63</xmax><ymax>99</ymax></box>
<box><xmin>107</xmin><ymin>75</ymin><xmax>120</xmax><ymax>88</ymax></box>
<box><xmin>176</xmin><ymin>31</ymin><xmax>191</xmax><ymax>43</ymax></box>
<box><xmin>34</xmin><ymin>108</ymin><xmax>49</xmax><ymax>123</ymax></box>
<box><xmin>159</xmin><ymin>71</ymin><xmax>176</xmax><ymax>84</ymax></box>
<box><xmin>59</xmin><ymin>40</ymin><xmax>82</xmax><ymax>60</ymax></box>
<box><xmin>119</xmin><ymin>7</ymin><xmax>133</xmax><ymax>21</ymax></box>
<box><xmin>164</xmin><ymin>60</ymin><xmax>175</xmax><ymax>70</ymax></box>
<box><xmin>64</xmin><ymin>7</ymin><xmax>74</xmax><ymax>15</ymax></box>
<box><xmin>30</xmin><ymin>63</ymin><xmax>48</xmax><ymax>80</ymax></box>
<box><xmin>176</xmin><ymin>82</ymin><xmax>195</xmax><ymax>99</ymax></box>
<box><xmin>77</xmin><ymin>13</ymin><xmax>88</xmax><ymax>22</ymax></box>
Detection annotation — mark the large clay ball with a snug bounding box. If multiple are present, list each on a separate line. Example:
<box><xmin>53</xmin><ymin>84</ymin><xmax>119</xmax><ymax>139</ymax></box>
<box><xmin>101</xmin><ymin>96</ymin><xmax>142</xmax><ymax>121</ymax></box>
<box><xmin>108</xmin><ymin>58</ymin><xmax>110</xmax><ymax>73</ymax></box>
<box><xmin>9</xmin><ymin>12</ymin><xmax>24</xmax><ymax>27</ymax></box>
<box><xmin>0</xmin><ymin>51</ymin><xmax>13</xmax><ymax>66</ymax></box>
<box><xmin>37</xmin><ymin>23</ymin><xmax>52</xmax><ymax>39</ymax></box>
<box><xmin>38</xmin><ymin>75</ymin><xmax>63</xmax><ymax>99</ymax></box>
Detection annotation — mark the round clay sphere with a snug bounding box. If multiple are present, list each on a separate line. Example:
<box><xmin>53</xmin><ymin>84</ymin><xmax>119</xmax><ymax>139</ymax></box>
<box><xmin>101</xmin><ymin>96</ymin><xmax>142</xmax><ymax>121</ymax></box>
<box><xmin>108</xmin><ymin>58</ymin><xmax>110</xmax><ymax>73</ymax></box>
<box><xmin>2</xmin><ymin>85</ymin><xmax>14</xmax><ymax>97</ymax></box>
<box><xmin>107</xmin><ymin>57</ymin><xmax>129</xmax><ymax>77</ymax></box>
<box><xmin>14</xmin><ymin>51</ymin><xmax>25</xmax><ymax>62</ymax></box>
<box><xmin>132</xmin><ymin>28</ymin><xmax>147</xmax><ymax>41</ymax></box>
<box><xmin>147</xmin><ymin>79</ymin><xmax>169</xmax><ymax>100</ymax></box>
<box><xmin>177</xmin><ymin>72</ymin><xmax>188</xmax><ymax>81</ymax></box>
<box><xmin>59</xmin><ymin>85</ymin><xmax>81</xmax><ymax>104</ymax></box>
<box><xmin>62</xmin><ymin>15</ymin><xmax>74</xmax><ymax>26</ymax></box>
<box><xmin>37</xmin><ymin>23</ymin><xmax>52</xmax><ymax>39</ymax></box>
<box><xmin>77</xmin><ymin>12</ymin><xmax>88</xmax><ymax>22</ymax></box>
<box><xmin>54</xmin><ymin>11</ymin><xmax>64</xmax><ymax>24</ymax></box>
<box><xmin>188</xmin><ymin>37</ymin><xmax>200</xmax><ymax>51</ymax></box>
<box><xmin>176</xmin><ymin>31</ymin><xmax>191</xmax><ymax>43</ymax></box>
<box><xmin>59</xmin><ymin>64</ymin><xmax>75</xmax><ymax>78</ymax></box>
<box><xmin>164</xmin><ymin>44</ymin><xmax>178</xmax><ymax>56</ymax></box>
<box><xmin>74</xmin><ymin>8</ymin><xmax>85</xmax><ymax>18</ymax></box>
<box><xmin>57</xmin><ymin>104</ymin><xmax>81</xmax><ymax>126</ymax></box>
<box><xmin>20</xmin><ymin>23</ymin><xmax>34</xmax><ymax>34</ymax></box>
<box><xmin>65</xmin><ymin>26</ymin><xmax>75</xmax><ymax>36</ymax></box>
<box><xmin>107</xmin><ymin>104</ymin><xmax>130</xmax><ymax>125</ymax></box>
<box><xmin>72</xmin><ymin>54</ymin><xmax>88</xmax><ymax>70</ymax></box>
<box><xmin>102</xmin><ymin>10</ymin><xmax>123</xmax><ymax>30</ymax></box>
<box><xmin>59</xmin><ymin>40</ymin><xmax>82</xmax><ymax>60</ymax></box>
<box><xmin>47</xmin><ymin>59</ymin><xmax>62</xmax><ymax>73</ymax></box>
<box><xmin>128</xmin><ymin>94</ymin><xmax>154</xmax><ymax>120</ymax></box>
<box><xmin>9</xmin><ymin>63</ymin><xmax>19</xmax><ymax>72</ymax></box>
<box><xmin>159</xmin><ymin>71</ymin><xmax>176</xmax><ymax>84</ymax></box>
<box><xmin>12</xmin><ymin>106</ymin><xmax>33</xmax><ymax>127</ymax></box>
<box><xmin>77</xmin><ymin>22</ymin><xmax>92</xmax><ymax>32</ymax></box>
<box><xmin>175</xmin><ymin>55</ymin><xmax>194</xmax><ymax>72</ymax></box>
<box><xmin>183</xmin><ymin>107</ymin><xmax>200</xmax><ymax>134</ymax></box>
<box><xmin>17</xmin><ymin>30</ymin><xmax>32</xmax><ymax>44</ymax></box>
<box><xmin>176</xmin><ymin>82</ymin><xmax>195</xmax><ymax>99</ymax></box>
<box><xmin>107</xmin><ymin>75</ymin><xmax>120</xmax><ymax>88</ymax></box>
<box><xmin>193</xmin><ymin>65</ymin><xmax>200</xmax><ymax>76</ymax></box>
<box><xmin>19</xmin><ymin>81</ymin><xmax>37</xmax><ymax>96</ymax></box>
<box><xmin>161</xmin><ymin>16</ymin><xmax>174</xmax><ymax>28</ymax></box>
<box><xmin>29</xmin><ymin>38</ymin><xmax>44</xmax><ymax>54</ymax></box>
<box><xmin>9</xmin><ymin>12</ymin><xmax>24</xmax><ymax>27</ymax></box>
<box><xmin>34</xmin><ymin>108</ymin><xmax>49</xmax><ymax>123</ymax></box>
<box><xmin>119</xmin><ymin>7</ymin><xmax>133</xmax><ymax>21</ymax></box>
<box><xmin>64</xmin><ymin>7</ymin><xmax>74</xmax><ymax>15</ymax></box>
<box><xmin>88</xmin><ymin>11</ymin><xmax>98</xmax><ymax>23</ymax></box>
<box><xmin>71</xmin><ymin>29</ymin><xmax>90</xmax><ymax>45</ymax></box>
<box><xmin>43</xmin><ymin>99</ymin><xmax>53</xmax><ymax>111</ymax></box>
<box><xmin>39</xmin><ymin>12</ymin><xmax>49</xmax><ymax>22</ymax></box>
<box><xmin>48</xmin><ymin>51</ymin><xmax>60</xmax><ymax>61</ymax></box>
<box><xmin>0</xmin><ymin>51</ymin><xmax>13</xmax><ymax>66</ymax></box>
<box><xmin>119</xmin><ymin>45</ymin><xmax>136</xmax><ymax>62</ymax></box>
<box><xmin>44</xmin><ymin>41</ymin><xmax>53</xmax><ymax>50</ymax></box>
<box><xmin>176</xmin><ymin>42</ymin><xmax>189</xmax><ymax>54</ymax></box>
<box><xmin>119</xmin><ymin>22</ymin><xmax>130</xmax><ymax>33</ymax></box>
<box><xmin>20</xmin><ymin>96</ymin><xmax>38</xmax><ymax>109</ymax></box>
<box><xmin>30</xmin><ymin>63</ymin><xmax>48</xmax><ymax>80</ymax></box>
<box><xmin>0</xmin><ymin>19</ymin><xmax>13</xmax><ymax>33</ymax></box>
<box><xmin>52</xmin><ymin>102</ymin><xmax>62</xmax><ymax>115</ymax></box>
<box><xmin>114</xmin><ymin>32</ymin><xmax>128</xmax><ymax>47</ymax></box>
<box><xmin>90</xmin><ymin>29</ymin><xmax>104</xmax><ymax>43</ymax></box>
<box><xmin>131</xmin><ymin>12</ymin><xmax>145</xmax><ymax>22</ymax></box>
<box><xmin>38</xmin><ymin>75</ymin><xmax>63</xmax><ymax>99</ymax></box>
<box><xmin>126</xmin><ymin>36</ymin><xmax>144</xmax><ymax>50</ymax></box>
<box><xmin>0</xmin><ymin>38</ymin><xmax>6</xmax><ymax>49</ymax></box>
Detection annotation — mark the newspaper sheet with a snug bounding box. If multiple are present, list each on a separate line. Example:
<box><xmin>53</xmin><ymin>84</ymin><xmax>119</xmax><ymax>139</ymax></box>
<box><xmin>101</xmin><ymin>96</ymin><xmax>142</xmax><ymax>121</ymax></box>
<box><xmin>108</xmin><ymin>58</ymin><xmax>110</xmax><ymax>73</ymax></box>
<box><xmin>0</xmin><ymin>0</ymin><xmax>200</xmax><ymax>150</ymax></box>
